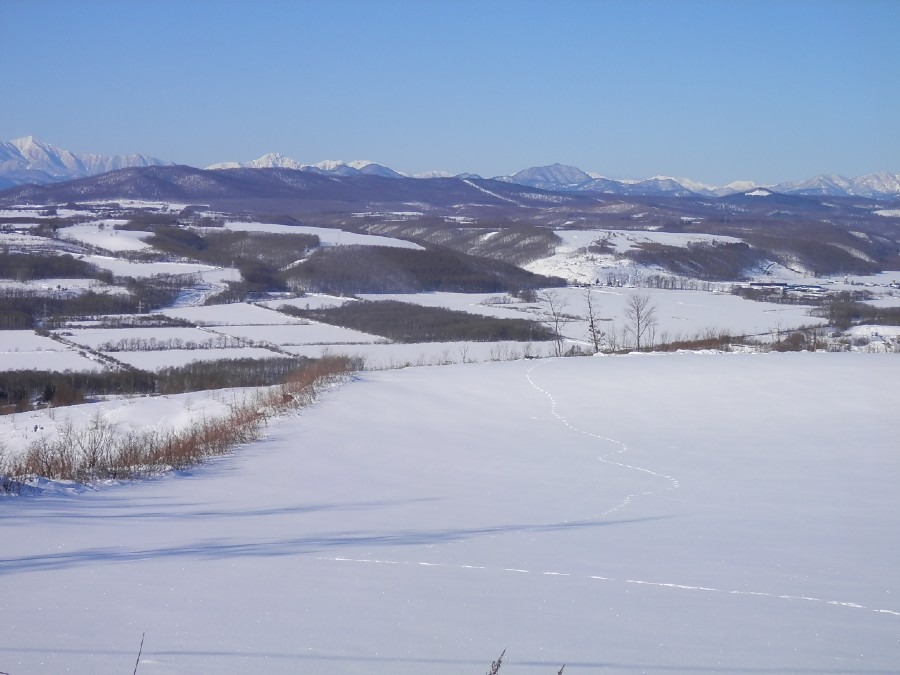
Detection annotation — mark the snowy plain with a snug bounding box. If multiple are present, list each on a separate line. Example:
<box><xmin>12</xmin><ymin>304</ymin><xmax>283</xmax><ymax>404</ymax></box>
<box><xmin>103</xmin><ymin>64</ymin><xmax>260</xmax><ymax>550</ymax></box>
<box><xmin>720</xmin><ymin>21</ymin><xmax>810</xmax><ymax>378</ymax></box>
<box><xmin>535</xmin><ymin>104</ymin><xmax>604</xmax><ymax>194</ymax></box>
<box><xmin>1</xmin><ymin>353</ymin><xmax>898</xmax><ymax>674</ymax></box>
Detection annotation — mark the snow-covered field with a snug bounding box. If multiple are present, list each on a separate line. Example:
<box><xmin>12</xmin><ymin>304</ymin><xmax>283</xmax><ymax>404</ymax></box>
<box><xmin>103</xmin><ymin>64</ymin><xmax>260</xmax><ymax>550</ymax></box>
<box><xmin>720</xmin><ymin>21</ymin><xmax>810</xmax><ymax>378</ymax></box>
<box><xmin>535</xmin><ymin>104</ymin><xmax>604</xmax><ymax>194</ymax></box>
<box><xmin>0</xmin><ymin>387</ymin><xmax>261</xmax><ymax>457</ymax></box>
<box><xmin>0</xmin><ymin>349</ymin><xmax>104</xmax><ymax>373</ymax></box>
<box><xmin>158</xmin><ymin>302</ymin><xmax>304</xmax><ymax>326</ymax></box>
<box><xmin>1</xmin><ymin>353</ymin><xmax>897</xmax><ymax>673</ymax></box>
<box><xmin>372</xmin><ymin>288</ymin><xmax>825</xmax><ymax>343</ymax></box>
<box><xmin>214</xmin><ymin>322</ymin><xmax>384</xmax><ymax>346</ymax></box>
<box><xmin>284</xmin><ymin>339</ymin><xmax>556</xmax><ymax>368</ymax></box>
<box><xmin>81</xmin><ymin>254</ymin><xmax>221</xmax><ymax>278</ymax></box>
<box><xmin>0</xmin><ymin>330</ymin><xmax>105</xmax><ymax>371</ymax></box>
<box><xmin>261</xmin><ymin>294</ymin><xmax>356</xmax><ymax>311</ymax></box>
<box><xmin>113</xmin><ymin>347</ymin><xmax>290</xmax><ymax>371</ymax></box>
<box><xmin>59</xmin><ymin>221</ymin><xmax>151</xmax><ymax>252</ymax></box>
<box><xmin>525</xmin><ymin>229</ymin><xmax>743</xmax><ymax>285</ymax></box>
<box><xmin>64</xmin><ymin>326</ymin><xmax>225</xmax><ymax>350</ymax></box>
<box><xmin>219</xmin><ymin>220</ymin><xmax>423</xmax><ymax>250</ymax></box>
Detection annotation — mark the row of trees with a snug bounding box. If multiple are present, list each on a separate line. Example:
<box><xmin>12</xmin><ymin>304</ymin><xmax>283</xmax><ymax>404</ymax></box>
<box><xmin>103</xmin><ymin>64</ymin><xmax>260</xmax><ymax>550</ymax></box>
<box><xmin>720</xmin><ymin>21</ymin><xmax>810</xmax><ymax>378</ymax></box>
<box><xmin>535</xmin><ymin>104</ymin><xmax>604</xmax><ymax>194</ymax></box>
<box><xmin>0</xmin><ymin>355</ymin><xmax>361</xmax><ymax>414</ymax></box>
<box><xmin>0</xmin><ymin>251</ymin><xmax>114</xmax><ymax>284</ymax></box>
<box><xmin>537</xmin><ymin>289</ymin><xmax>659</xmax><ymax>355</ymax></box>
<box><xmin>0</xmin><ymin>274</ymin><xmax>196</xmax><ymax>330</ymax></box>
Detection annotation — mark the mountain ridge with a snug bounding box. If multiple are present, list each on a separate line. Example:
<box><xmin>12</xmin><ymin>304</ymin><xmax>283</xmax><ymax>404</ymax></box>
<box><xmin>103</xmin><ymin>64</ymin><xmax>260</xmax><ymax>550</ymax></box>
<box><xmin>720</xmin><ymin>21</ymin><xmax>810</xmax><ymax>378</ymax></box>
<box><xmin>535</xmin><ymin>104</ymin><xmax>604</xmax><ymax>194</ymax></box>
<box><xmin>0</xmin><ymin>136</ymin><xmax>172</xmax><ymax>189</ymax></box>
<box><xmin>2</xmin><ymin>136</ymin><xmax>899</xmax><ymax>200</ymax></box>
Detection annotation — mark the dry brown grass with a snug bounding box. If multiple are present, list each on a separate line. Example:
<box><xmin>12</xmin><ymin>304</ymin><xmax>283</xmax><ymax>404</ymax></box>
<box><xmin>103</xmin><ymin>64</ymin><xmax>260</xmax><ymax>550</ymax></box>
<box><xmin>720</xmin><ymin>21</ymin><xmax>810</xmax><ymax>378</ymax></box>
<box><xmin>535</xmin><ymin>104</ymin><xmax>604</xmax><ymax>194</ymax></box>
<box><xmin>0</xmin><ymin>357</ymin><xmax>355</xmax><ymax>493</ymax></box>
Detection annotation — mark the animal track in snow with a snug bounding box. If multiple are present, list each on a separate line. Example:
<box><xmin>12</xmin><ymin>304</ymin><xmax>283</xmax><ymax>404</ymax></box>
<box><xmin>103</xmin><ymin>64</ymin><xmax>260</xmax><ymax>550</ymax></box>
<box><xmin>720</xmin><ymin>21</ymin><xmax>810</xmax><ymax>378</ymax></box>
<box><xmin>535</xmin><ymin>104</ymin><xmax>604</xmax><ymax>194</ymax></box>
<box><xmin>318</xmin><ymin>555</ymin><xmax>900</xmax><ymax>619</ymax></box>
<box><xmin>315</xmin><ymin>358</ymin><xmax>900</xmax><ymax>624</ymax></box>
<box><xmin>525</xmin><ymin>358</ymin><xmax>680</xmax><ymax>520</ymax></box>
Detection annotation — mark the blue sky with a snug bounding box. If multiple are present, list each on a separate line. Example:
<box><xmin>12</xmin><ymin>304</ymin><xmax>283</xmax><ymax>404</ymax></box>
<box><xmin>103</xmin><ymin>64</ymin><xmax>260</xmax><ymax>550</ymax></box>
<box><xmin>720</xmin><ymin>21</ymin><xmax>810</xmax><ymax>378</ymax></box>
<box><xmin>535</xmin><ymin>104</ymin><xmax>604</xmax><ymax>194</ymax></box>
<box><xmin>2</xmin><ymin>0</ymin><xmax>897</xmax><ymax>185</ymax></box>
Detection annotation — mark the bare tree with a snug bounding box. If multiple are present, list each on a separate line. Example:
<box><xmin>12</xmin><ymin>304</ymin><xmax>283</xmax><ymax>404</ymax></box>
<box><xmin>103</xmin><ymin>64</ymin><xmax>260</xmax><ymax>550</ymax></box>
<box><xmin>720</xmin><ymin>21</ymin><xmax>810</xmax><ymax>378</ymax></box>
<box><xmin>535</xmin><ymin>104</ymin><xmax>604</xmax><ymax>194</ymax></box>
<box><xmin>624</xmin><ymin>293</ymin><xmax>657</xmax><ymax>351</ymax></box>
<box><xmin>584</xmin><ymin>287</ymin><xmax>605</xmax><ymax>354</ymax></box>
<box><xmin>537</xmin><ymin>289</ymin><xmax>572</xmax><ymax>356</ymax></box>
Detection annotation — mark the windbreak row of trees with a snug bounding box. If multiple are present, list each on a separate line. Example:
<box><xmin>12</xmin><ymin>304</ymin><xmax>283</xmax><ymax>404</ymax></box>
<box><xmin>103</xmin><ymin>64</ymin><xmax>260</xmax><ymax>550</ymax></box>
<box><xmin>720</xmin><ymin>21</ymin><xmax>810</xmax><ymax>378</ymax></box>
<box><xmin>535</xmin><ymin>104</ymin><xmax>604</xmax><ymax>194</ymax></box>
<box><xmin>816</xmin><ymin>294</ymin><xmax>900</xmax><ymax>330</ymax></box>
<box><xmin>0</xmin><ymin>275</ymin><xmax>194</xmax><ymax>330</ymax></box>
<box><xmin>0</xmin><ymin>252</ymin><xmax>114</xmax><ymax>283</ymax></box>
<box><xmin>0</xmin><ymin>356</ymin><xmax>361</xmax><ymax>414</ymax></box>
<box><xmin>280</xmin><ymin>300</ymin><xmax>556</xmax><ymax>343</ymax></box>
<box><xmin>0</xmin><ymin>370</ymin><xmax>157</xmax><ymax>413</ymax></box>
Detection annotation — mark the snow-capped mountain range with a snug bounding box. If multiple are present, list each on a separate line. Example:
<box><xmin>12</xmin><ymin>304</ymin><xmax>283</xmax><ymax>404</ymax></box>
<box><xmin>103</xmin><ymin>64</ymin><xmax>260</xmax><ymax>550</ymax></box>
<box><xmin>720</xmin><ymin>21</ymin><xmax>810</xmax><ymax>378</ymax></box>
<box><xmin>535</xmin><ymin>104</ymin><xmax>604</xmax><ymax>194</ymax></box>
<box><xmin>2</xmin><ymin>137</ymin><xmax>899</xmax><ymax>200</ymax></box>
<box><xmin>0</xmin><ymin>136</ymin><xmax>171</xmax><ymax>189</ymax></box>
<box><xmin>206</xmin><ymin>153</ymin><xmax>407</xmax><ymax>179</ymax></box>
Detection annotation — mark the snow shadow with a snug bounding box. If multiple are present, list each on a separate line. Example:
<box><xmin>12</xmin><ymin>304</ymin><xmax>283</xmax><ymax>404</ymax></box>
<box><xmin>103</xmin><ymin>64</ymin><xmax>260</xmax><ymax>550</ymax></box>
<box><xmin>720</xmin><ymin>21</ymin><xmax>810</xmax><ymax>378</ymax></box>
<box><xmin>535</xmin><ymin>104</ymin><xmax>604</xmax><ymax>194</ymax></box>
<box><xmin>1</xmin><ymin>515</ymin><xmax>669</xmax><ymax>574</ymax></box>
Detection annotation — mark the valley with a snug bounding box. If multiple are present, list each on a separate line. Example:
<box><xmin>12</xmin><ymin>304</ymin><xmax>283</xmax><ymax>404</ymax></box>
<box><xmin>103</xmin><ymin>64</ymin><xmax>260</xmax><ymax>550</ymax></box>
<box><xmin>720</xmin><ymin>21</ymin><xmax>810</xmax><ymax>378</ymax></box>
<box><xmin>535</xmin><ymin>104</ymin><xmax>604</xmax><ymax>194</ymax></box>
<box><xmin>1</xmin><ymin>166</ymin><xmax>898</xmax><ymax>674</ymax></box>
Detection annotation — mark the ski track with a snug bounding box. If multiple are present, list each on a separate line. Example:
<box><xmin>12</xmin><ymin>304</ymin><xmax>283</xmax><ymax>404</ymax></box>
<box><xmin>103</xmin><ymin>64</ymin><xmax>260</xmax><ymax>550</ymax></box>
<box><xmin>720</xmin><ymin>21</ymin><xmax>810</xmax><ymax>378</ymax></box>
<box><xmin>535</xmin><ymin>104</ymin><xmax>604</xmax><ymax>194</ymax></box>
<box><xmin>313</xmin><ymin>359</ymin><xmax>900</xmax><ymax>621</ymax></box>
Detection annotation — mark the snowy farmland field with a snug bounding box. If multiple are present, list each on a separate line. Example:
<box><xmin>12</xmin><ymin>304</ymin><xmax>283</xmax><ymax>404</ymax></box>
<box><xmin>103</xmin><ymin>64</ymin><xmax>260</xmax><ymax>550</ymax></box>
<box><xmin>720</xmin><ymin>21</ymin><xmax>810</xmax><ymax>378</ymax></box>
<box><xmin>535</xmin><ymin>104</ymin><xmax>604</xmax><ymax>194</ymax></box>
<box><xmin>284</xmin><ymin>339</ymin><xmax>556</xmax><ymax>368</ymax></box>
<box><xmin>373</xmin><ymin>287</ymin><xmax>826</xmax><ymax>343</ymax></box>
<box><xmin>158</xmin><ymin>302</ymin><xmax>305</xmax><ymax>326</ymax></box>
<box><xmin>1</xmin><ymin>353</ymin><xmax>898</xmax><ymax>674</ymax></box>
<box><xmin>112</xmin><ymin>346</ymin><xmax>291</xmax><ymax>371</ymax></box>
<box><xmin>214</xmin><ymin>322</ymin><xmax>384</xmax><ymax>346</ymax></box>
<box><xmin>219</xmin><ymin>220</ymin><xmax>424</xmax><ymax>250</ymax></box>
<box><xmin>64</xmin><ymin>326</ymin><xmax>226</xmax><ymax>351</ymax></box>
<box><xmin>0</xmin><ymin>330</ymin><xmax>105</xmax><ymax>372</ymax></box>
<box><xmin>80</xmin><ymin>254</ymin><xmax>222</xmax><ymax>278</ymax></box>
<box><xmin>59</xmin><ymin>221</ymin><xmax>151</xmax><ymax>252</ymax></box>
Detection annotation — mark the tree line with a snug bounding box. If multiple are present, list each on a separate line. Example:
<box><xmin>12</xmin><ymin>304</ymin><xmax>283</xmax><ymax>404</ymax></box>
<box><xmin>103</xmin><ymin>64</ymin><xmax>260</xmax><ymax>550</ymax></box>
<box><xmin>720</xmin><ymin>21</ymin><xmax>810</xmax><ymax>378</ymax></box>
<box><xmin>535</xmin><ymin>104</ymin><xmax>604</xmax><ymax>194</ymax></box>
<box><xmin>0</xmin><ymin>355</ymin><xmax>360</xmax><ymax>414</ymax></box>
<box><xmin>0</xmin><ymin>251</ymin><xmax>114</xmax><ymax>283</ymax></box>
<box><xmin>283</xmin><ymin>244</ymin><xmax>563</xmax><ymax>295</ymax></box>
<box><xmin>0</xmin><ymin>275</ymin><xmax>195</xmax><ymax>330</ymax></box>
<box><xmin>279</xmin><ymin>300</ymin><xmax>556</xmax><ymax>343</ymax></box>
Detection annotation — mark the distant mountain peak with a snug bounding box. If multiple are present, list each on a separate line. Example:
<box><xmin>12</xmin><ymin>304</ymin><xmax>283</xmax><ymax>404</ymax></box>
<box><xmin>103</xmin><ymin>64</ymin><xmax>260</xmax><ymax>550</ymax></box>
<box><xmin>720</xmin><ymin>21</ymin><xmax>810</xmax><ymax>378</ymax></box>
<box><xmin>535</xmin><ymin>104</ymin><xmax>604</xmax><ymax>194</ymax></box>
<box><xmin>508</xmin><ymin>164</ymin><xmax>594</xmax><ymax>189</ymax></box>
<box><xmin>207</xmin><ymin>153</ymin><xmax>304</xmax><ymax>170</ymax></box>
<box><xmin>0</xmin><ymin>136</ymin><xmax>171</xmax><ymax>187</ymax></box>
<box><xmin>3</xmin><ymin>138</ymin><xmax>899</xmax><ymax>200</ymax></box>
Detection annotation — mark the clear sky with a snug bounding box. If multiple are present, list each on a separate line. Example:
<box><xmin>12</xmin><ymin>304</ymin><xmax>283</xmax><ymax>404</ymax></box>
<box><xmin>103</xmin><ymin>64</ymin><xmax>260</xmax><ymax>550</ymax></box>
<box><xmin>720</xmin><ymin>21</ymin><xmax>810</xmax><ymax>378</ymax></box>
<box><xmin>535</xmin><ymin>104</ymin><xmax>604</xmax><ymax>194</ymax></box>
<box><xmin>1</xmin><ymin>0</ymin><xmax>897</xmax><ymax>185</ymax></box>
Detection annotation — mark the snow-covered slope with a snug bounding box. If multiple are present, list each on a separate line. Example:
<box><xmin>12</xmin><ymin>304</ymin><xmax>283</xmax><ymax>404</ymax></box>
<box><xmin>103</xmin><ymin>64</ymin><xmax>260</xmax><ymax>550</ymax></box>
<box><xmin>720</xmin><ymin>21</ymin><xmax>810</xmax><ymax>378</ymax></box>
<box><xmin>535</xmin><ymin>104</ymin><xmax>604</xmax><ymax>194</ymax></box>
<box><xmin>2</xmin><ymin>353</ymin><xmax>897</xmax><ymax>673</ymax></box>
